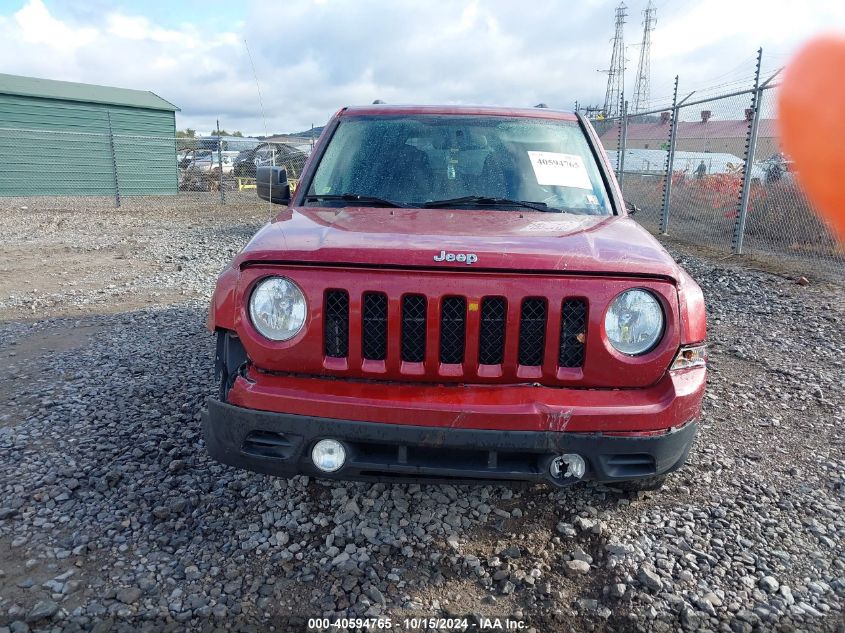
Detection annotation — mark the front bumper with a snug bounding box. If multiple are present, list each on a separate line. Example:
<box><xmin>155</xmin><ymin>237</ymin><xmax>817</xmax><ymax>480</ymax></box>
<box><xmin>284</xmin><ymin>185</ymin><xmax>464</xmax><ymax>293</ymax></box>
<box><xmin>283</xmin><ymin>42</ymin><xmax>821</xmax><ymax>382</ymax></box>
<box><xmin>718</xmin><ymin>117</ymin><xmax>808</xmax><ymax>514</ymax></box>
<box><xmin>227</xmin><ymin>365</ymin><xmax>706</xmax><ymax>433</ymax></box>
<box><xmin>204</xmin><ymin>399</ymin><xmax>698</xmax><ymax>486</ymax></box>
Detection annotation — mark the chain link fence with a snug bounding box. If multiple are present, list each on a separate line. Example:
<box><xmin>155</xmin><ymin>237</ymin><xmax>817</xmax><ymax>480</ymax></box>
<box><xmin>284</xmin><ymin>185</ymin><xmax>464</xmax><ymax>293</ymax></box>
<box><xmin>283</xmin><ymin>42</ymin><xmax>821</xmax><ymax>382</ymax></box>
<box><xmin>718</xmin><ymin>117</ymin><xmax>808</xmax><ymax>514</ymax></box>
<box><xmin>593</xmin><ymin>68</ymin><xmax>845</xmax><ymax>283</ymax></box>
<box><xmin>742</xmin><ymin>90</ymin><xmax>843</xmax><ymax>272</ymax></box>
<box><xmin>598</xmin><ymin>113</ymin><xmax>671</xmax><ymax>233</ymax></box>
<box><xmin>666</xmin><ymin>92</ymin><xmax>756</xmax><ymax>253</ymax></box>
<box><xmin>0</xmin><ymin>127</ymin><xmax>309</xmax><ymax>213</ymax></box>
<box><xmin>2</xmin><ymin>89</ymin><xmax>842</xmax><ymax>283</ymax></box>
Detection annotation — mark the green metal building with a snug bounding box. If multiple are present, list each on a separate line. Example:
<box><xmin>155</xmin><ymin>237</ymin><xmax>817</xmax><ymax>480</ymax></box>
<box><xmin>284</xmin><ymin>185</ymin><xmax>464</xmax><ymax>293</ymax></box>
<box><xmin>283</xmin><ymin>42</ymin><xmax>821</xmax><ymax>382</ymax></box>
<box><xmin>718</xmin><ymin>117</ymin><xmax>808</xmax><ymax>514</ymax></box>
<box><xmin>0</xmin><ymin>73</ymin><xmax>179</xmax><ymax>197</ymax></box>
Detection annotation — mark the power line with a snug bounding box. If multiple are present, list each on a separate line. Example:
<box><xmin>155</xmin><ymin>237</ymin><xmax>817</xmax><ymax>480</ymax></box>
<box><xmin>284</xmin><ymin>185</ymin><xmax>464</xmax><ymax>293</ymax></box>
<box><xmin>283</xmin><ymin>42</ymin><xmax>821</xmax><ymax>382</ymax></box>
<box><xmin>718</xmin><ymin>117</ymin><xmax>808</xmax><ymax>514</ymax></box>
<box><xmin>602</xmin><ymin>2</ymin><xmax>628</xmax><ymax>118</ymax></box>
<box><xmin>632</xmin><ymin>0</ymin><xmax>656</xmax><ymax>113</ymax></box>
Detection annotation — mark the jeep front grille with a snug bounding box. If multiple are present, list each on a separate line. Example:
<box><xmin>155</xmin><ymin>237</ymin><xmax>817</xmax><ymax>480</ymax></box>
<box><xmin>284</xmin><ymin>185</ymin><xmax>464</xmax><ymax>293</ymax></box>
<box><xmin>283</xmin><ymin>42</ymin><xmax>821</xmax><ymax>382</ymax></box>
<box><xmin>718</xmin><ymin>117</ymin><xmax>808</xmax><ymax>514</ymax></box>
<box><xmin>323</xmin><ymin>291</ymin><xmax>588</xmax><ymax>374</ymax></box>
<box><xmin>559</xmin><ymin>299</ymin><xmax>587</xmax><ymax>368</ymax></box>
<box><xmin>361</xmin><ymin>292</ymin><xmax>388</xmax><ymax>360</ymax></box>
<box><xmin>478</xmin><ymin>297</ymin><xmax>506</xmax><ymax>365</ymax></box>
<box><xmin>401</xmin><ymin>294</ymin><xmax>427</xmax><ymax>362</ymax></box>
<box><xmin>439</xmin><ymin>296</ymin><xmax>467</xmax><ymax>364</ymax></box>
<box><xmin>518</xmin><ymin>298</ymin><xmax>547</xmax><ymax>366</ymax></box>
<box><xmin>324</xmin><ymin>290</ymin><xmax>349</xmax><ymax>358</ymax></box>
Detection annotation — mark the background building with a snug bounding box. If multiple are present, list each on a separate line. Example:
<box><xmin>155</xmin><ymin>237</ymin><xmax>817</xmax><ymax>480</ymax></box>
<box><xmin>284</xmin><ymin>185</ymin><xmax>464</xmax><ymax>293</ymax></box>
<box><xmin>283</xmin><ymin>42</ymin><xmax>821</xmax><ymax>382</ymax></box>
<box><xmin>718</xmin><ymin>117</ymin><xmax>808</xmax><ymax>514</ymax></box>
<box><xmin>0</xmin><ymin>73</ymin><xmax>178</xmax><ymax>196</ymax></box>
<box><xmin>598</xmin><ymin>109</ymin><xmax>779</xmax><ymax>158</ymax></box>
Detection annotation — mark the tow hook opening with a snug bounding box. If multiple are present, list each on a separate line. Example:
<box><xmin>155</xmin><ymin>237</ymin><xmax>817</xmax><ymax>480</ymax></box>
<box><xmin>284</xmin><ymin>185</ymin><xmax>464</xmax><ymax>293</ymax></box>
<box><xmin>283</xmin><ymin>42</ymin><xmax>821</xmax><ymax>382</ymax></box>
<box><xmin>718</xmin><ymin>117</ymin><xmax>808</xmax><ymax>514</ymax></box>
<box><xmin>548</xmin><ymin>453</ymin><xmax>587</xmax><ymax>486</ymax></box>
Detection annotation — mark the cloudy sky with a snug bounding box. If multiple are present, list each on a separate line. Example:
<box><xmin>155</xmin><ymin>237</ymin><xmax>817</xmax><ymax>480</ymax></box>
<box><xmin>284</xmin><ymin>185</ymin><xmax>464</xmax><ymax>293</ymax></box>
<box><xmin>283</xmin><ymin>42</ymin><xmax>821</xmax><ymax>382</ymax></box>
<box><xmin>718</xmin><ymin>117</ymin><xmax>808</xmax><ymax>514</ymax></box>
<box><xmin>0</xmin><ymin>0</ymin><xmax>842</xmax><ymax>135</ymax></box>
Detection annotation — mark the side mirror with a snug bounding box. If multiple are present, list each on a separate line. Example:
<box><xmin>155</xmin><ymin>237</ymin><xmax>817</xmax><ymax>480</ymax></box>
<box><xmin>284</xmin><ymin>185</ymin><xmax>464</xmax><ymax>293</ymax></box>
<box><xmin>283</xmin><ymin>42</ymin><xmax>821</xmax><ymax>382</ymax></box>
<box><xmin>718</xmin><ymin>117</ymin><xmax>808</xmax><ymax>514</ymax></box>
<box><xmin>257</xmin><ymin>166</ymin><xmax>291</xmax><ymax>205</ymax></box>
<box><xmin>625</xmin><ymin>200</ymin><xmax>640</xmax><ymax>216</ymax></box>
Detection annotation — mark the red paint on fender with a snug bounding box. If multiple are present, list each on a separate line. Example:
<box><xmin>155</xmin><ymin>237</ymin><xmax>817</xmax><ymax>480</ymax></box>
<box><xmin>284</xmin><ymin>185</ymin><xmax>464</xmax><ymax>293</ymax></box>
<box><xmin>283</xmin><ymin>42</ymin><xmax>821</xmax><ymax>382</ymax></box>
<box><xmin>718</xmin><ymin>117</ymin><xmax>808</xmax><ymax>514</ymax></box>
<box><xmin>676</xmin><ymin>267</ymin><xmax>706</xmax><ymax>344</ymax></box>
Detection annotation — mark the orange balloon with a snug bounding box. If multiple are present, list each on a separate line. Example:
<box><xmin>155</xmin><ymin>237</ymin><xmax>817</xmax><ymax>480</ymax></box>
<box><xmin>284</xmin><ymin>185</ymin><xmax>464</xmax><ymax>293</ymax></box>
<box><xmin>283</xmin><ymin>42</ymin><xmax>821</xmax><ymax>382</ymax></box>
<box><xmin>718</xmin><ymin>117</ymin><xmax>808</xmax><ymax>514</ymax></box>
<box><xmin>779</xmin><ymin>34</ymin><xmax>845</xmax><ymax>244</ymax></box>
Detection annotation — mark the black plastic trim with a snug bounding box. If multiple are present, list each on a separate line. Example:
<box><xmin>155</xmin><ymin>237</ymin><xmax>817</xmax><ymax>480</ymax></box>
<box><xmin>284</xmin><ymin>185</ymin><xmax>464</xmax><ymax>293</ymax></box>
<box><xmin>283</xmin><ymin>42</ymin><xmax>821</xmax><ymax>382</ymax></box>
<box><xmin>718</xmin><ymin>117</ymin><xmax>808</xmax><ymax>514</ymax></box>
<box><xmin>214</xmin><ymin>330</ymin><xmax>247</xmax><ymax>401</ymax></box>
<box><xmin>204</xmin><ymin>399</ymin><xmax>697</xmax><ymax>486</ymax></box>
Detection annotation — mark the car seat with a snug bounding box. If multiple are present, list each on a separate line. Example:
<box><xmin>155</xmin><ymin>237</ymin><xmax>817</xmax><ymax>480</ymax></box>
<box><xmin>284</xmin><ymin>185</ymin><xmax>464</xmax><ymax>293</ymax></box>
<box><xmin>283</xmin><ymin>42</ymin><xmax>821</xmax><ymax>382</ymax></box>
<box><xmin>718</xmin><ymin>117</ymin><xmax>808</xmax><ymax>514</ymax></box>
<box><xmin>480</xmin><ymin>148</ymin><xmax>522</xmax><ymax>200</ymax></box>
<box><xmin>376</xmin><ymin>144</ymin><xmax>434</xmax><ymax>202</ymax></box>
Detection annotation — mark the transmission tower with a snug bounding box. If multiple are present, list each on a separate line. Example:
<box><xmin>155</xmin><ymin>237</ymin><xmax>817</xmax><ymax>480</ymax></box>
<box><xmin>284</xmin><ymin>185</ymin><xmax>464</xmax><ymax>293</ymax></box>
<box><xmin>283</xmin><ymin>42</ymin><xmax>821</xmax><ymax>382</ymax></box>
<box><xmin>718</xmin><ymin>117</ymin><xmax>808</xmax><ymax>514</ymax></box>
<box><xmin>602</xmin><ymin>2</ymin><xmax>627</xmax><ymax>118</ymax></box>
<box><xmin>632</xmin><ymin>0</ymin><xmax>657</xmax><ymax>113</ymax></box>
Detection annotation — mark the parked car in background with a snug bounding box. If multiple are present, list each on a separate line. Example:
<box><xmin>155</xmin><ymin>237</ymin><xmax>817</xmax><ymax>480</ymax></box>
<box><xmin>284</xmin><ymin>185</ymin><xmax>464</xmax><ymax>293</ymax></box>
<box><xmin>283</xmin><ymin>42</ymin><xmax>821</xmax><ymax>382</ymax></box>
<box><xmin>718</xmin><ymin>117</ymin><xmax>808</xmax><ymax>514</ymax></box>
<box><xmin>182</xmin><ymin>150</ymin><xmax>238</xmax><ymax>174</ymax></box>
<box><xmin>760</xmin><ymin>153</ymin><xmax>795</xmax><ymax>184</ymax></box>
<box><xmin>178</xmin><ymin>150</ymin><xmax>240</xmax><ymax>192</ymax></box>
<box><xmin>233</xmin><ymin>142</ymin><xmax>309</xmax><ymax>179</ymax></box>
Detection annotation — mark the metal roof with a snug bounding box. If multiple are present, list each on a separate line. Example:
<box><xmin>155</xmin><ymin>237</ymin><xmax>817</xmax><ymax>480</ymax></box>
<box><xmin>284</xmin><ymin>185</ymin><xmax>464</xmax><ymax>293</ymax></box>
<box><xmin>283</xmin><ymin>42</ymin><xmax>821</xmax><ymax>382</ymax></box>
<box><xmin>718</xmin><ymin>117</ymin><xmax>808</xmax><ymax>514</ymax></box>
<box><xmin>0</xmin><ymin>73</ymin><xmax>178</xmax><ymax>112</ymax></box>
<box><xmin>599</xmin><ymin>118</ymin><xmax>778</xmax><ymax>142</ymax></box>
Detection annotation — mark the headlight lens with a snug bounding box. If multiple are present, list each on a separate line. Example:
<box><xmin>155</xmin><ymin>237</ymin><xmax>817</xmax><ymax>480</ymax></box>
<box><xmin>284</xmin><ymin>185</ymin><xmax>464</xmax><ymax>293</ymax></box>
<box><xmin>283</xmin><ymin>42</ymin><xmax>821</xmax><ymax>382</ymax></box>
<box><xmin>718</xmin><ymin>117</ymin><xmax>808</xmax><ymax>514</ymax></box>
<box><xmin>605</xmin><ymin>289</ymin><xmax>664</xmax><ymax>355</ymax></box>
<box><xmin>248</xmin><ymin>276</ymin><xmax>307</xmax><ymax>341</ymax></box>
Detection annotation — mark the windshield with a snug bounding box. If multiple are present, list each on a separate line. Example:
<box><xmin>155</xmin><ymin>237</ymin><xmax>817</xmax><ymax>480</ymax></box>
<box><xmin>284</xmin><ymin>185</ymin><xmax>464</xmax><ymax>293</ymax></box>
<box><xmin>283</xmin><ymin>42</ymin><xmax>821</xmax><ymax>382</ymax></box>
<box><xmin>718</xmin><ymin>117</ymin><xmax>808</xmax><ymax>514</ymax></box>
<box><xmin>305</xmin><ymin>115</ymin><xmax>612</xmax><ymax>214</ymax></box>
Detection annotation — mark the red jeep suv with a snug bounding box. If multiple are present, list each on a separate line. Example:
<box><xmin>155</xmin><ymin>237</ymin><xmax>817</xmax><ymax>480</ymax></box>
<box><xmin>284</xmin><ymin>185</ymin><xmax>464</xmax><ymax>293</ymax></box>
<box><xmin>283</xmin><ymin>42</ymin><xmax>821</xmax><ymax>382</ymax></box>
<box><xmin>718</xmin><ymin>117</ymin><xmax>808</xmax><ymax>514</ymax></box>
<box><xmin>204</xmin><ymin>105</ymin><xmax>706</xmax><ymax>490</ymax></box>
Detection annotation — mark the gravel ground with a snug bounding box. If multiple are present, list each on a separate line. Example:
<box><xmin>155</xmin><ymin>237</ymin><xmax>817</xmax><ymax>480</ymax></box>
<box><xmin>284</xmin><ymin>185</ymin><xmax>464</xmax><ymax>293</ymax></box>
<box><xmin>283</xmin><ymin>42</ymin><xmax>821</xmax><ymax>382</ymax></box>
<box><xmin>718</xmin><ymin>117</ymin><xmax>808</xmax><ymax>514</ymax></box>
<box><xmin>0</xmin><ymin>198</ymin><xmax>843</xmax><ymax>632</ymax></box>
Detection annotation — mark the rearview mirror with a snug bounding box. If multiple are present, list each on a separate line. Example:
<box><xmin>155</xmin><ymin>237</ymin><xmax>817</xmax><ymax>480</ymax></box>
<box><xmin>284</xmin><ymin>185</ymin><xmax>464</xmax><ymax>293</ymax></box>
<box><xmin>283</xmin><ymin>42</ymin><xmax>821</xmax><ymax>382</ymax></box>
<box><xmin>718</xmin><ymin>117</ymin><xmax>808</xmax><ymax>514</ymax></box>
<box><xmin>625</xmin><ymin>200</ymin><xmax>640</xmax><ymax>216</ymax></box>
<box><xmin>257</xmin><ymin>166</ymin><xmax>291</xmax><ymax>205</ymax></box>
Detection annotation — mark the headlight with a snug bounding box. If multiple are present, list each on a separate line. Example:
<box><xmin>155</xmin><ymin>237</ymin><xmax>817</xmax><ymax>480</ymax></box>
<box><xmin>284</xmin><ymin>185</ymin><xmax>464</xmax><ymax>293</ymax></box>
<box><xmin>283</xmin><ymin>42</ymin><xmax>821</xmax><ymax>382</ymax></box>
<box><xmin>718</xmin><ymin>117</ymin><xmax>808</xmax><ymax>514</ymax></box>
<box><xmin>248</xmin><ymin>276</ymin><xmax>307</xmax><ymax>341</ymax></box>
<box><xmin>604</xmin><ymin>289</ymin><xmax>664</xmax><ymax>355</ymax></box>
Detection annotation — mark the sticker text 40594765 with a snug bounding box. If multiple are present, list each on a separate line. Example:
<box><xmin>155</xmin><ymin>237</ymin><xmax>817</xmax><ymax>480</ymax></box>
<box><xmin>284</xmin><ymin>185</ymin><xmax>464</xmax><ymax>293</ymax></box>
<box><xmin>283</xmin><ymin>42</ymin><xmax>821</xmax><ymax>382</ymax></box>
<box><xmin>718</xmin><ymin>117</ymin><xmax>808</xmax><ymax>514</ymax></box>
<box><xmin>527</xmin><ymin>151</ymin><xmax>593</xmax><ymax>190</ymax></box>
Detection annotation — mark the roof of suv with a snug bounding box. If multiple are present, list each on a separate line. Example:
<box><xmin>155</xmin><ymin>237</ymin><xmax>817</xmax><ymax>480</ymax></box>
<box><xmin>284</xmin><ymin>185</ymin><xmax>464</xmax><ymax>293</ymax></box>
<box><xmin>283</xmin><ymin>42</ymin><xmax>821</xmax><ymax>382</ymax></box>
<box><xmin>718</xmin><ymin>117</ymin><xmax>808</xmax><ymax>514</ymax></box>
<box><xmin>340</xmin><ymin>104</ymin><xmax>578</xmax><ymax>121</ymax></box>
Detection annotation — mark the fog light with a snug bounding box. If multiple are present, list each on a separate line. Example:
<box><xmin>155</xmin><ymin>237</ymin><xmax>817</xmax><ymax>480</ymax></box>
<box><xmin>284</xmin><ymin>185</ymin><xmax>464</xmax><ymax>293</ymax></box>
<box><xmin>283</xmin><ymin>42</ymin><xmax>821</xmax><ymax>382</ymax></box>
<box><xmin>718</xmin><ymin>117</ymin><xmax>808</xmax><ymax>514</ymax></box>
<box><xmin>550</xmin><ymin>453</ymin><xmax>586</xmax><ymax>480</ymax></box>
<box><xmin>311</xmin><ymin>439</ymin><xmax>346</xmax><ymax>473</ymax></box>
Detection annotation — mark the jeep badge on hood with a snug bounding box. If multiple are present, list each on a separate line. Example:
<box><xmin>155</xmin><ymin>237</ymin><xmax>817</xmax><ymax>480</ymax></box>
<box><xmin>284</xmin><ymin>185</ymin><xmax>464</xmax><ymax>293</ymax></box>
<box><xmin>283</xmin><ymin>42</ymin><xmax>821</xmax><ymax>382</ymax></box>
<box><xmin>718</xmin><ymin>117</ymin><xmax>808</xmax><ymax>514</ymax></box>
<box><xmin>433</xmin><ymin>250</ymin><xmax>478</xmax><ymax>265</ymax></box>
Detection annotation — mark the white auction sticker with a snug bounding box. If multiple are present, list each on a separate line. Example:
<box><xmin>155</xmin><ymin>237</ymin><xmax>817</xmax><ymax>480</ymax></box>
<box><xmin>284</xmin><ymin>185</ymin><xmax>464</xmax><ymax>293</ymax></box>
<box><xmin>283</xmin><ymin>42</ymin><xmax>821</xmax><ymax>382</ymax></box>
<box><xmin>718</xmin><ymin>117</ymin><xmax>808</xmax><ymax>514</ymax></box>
<box><xmin>527</xmin><ymin>151</ymin><xmax>593</xmax><ymax>190</ymax></box>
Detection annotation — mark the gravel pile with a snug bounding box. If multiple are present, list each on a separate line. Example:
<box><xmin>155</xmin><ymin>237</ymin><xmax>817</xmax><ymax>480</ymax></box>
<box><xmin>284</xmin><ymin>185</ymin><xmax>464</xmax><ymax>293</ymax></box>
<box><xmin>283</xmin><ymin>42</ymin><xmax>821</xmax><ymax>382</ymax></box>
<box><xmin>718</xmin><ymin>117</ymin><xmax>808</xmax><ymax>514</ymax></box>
<box><xmin>0</xmin><ymin>203</ymin><xmax>842</xmax><ymax>632</ymax></box>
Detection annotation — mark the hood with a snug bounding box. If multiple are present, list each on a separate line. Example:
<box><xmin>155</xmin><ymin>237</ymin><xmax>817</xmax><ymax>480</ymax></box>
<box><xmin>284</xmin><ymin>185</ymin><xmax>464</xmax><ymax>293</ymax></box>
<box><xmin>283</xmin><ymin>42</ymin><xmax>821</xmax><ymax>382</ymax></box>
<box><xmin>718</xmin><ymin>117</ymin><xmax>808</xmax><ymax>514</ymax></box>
<box><xmin>236</xmin><ymin>207</ymin><xmax>680</xmax><ymax>280</ymax></box>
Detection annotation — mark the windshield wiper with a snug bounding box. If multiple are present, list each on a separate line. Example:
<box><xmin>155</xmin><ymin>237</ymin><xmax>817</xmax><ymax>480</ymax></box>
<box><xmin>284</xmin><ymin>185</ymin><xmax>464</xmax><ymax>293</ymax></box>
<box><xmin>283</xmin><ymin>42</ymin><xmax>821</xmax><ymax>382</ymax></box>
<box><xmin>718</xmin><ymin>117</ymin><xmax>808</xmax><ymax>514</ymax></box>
<box><xmin>421</xmin><ymin>196</ymin><xmax>556</xmax><ymax>213</ymax></box>
<box><xmin>305</xmin><ymin>193</ymin><xmax>407</xmax><ymax>208</ymax></box>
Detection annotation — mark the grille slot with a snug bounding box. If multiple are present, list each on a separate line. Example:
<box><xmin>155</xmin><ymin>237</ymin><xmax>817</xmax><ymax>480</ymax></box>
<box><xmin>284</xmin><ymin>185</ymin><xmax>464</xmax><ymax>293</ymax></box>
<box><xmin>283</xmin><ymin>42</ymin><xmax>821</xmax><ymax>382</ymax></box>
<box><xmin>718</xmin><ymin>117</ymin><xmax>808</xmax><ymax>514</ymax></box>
<box><xmin>362</xmin><ymin>292</ymin><xmax>388</xmax><ymax>360</ymax></box>
<box><xmin>604</xmin><ymin>453</ymin><xmax>656</xmax><ymax>477</ymax></box>
<box><xmin>242</xmin><ymin>431</ymin><xmax>294</xmax><ymax>459</ymax></box>
<box><xmin>559</xmin><ymin>299</ymin><xmax>587</xmax><ymax>367</ymax></box>
<box><xmin>401</xmin><ymin>295</ymin><xmax>427</xmax><ymax>362</ymax></box>
<box><xmin>323</xmin><ymin>290</ymin><xmax>349</xmax><ymax>358</ymax></box>
<box><xmin>518</xmin><ymin>298</ymin><xmax>547</xmax><ymax>366</ymax></box>
<box><xmin>478</xmin><ymin>297</ymin><xmax>506</xmax><ymax>365</ymax></box>
<box><xmin>439</xmin><ymin>296</ymin><xmax>466</xmax><ymax>364</ymax></box>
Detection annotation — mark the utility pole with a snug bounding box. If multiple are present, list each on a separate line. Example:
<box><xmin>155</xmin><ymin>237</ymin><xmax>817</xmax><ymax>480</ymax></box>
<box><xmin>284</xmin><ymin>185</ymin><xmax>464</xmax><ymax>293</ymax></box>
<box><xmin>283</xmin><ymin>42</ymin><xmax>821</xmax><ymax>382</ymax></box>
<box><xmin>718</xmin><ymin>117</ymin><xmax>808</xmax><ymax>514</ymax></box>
<box><xmin>602</xmin><ymin>3</ymin><xmax>627</xmax><ymax>118</ymax></box>
<box><xmin>632</xmin><ymin>0</ymin><xmax>656</xmax><ymax>113</ymax></box>
<box><xmin>584</xmin><ymin>105</ymin><xmax>605</xmax><ymax>120</ymax></box>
